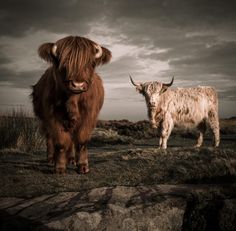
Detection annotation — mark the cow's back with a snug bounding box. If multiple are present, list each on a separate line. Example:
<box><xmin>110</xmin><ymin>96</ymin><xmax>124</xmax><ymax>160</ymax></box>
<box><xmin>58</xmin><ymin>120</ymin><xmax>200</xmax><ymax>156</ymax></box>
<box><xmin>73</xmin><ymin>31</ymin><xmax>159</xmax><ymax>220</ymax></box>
<box><xmin>164</xmin><ymin>87</ymin><xmax>218</xmax><ymax>127</ymax></box>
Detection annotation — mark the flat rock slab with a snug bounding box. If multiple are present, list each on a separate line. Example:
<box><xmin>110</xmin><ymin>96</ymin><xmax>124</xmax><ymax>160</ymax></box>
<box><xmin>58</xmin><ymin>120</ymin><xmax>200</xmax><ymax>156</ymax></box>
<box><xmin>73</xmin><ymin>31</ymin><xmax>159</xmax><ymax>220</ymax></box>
<box><xmin>0</xmin><ymin>184</ymin><xmax>236</xmax><ymax>231</ymax></box>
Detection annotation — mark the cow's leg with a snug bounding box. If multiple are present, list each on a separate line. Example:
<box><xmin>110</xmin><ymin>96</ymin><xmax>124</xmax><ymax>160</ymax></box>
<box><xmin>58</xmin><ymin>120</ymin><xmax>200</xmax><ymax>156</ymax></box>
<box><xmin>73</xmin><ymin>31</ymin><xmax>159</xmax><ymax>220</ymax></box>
<box><xmin>208</xmin><ymin>111</ymin><xmax>220</xmax><ymax>147</ymax></box>
<box><xmin>67</xmin><ymin>143</ymin><xmax>75</xmax><ymax>165</ymax></box>
<box><xmin>74</xmin><ymin>123</ymin><xmax>93</xmax><ymax>174</ymax></box>
<box><xmin>46</xmin><ymin>135</ymin><xmax>54</xmax><ymax>164</ymax></box>
<box><xmin>195</xmin><ymin>121</ymin><xmax>207</xmax><ymax>148</ymax></box>
<box><xmin>75</xmin><ymin>143</ymin><xmax>89</xmax><ymax>174</ymax></box>
<box><xmin>53</xmin><ymin>125</ymin><xmax>72</xmax><ymax>174</ymax></box>
<box><xmin>157</xmin><ymin>127</ymin><xmax>163</xmax><ymax>148</ymax></box>
<box><xmin>159</xmin><ymin>137</ymin><xmax>163</xmax><ymax>148</ymax></box>
<box><xmin>66</xmin><ymin>95</ymin><xmax>79</xmax><ymax>130</ymax></box>
<box><xmin>160</xmin><ymin>118</ymin><xmax>173</xmax><ymax>149</ymax></box>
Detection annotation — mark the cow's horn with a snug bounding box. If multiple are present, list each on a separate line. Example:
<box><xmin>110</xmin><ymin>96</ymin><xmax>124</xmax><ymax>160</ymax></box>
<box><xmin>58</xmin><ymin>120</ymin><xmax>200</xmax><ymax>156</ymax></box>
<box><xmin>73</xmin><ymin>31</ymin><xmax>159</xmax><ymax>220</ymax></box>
<box><xmin>52</xmin><ymin>44</ymin><xmax>57</xmax><ymax>57</ymax></box>
<box><xmin>94</xmin><ymin>44</ymin><xmax>103</xmax><ymax>58</ymax></box>
<box><xmin>163</xmin><ymin>76</ymin><xmax>174</xmax><ymax>87</ymax></box>
<box><xmin>129</xmin><ymin>75</ymin><xmax>141</xmax><ymax>87</ymax></box>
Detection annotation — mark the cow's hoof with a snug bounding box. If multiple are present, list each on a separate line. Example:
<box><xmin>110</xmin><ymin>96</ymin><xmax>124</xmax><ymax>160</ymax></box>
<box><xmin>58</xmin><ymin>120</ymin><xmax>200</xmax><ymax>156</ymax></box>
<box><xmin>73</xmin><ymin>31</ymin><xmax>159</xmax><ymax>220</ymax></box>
<box><xmin>151</xmin><ymin>124</ymin><xmax>157</xmax><ymax>129</ymax></box>
<box><xmin>55</xmin><ymin>167</ymin><xmax>66</xmax><ymax>174</ymax></box>
<box><xmin>160</xmin><ymin>146</ymin><xmax>167</xmax><ymax>150</ymax></box>
<box><xmin>194</xmin><ymin>145</ymin><xmax>201</xmax><ymax>148</ymax></box>
<box><xmin>78</xmin><ymin>164</ymin><xmax>89</xmax><ymax>174</ymax></box>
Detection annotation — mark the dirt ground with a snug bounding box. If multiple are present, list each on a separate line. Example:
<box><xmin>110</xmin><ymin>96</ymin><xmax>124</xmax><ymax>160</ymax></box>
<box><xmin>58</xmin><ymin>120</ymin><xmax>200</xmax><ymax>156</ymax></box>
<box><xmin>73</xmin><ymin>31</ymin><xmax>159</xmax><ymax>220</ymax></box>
<box><xmin>0</xmin><ymin>134</ymin><xmax>235</xmax><ymax>199</ymax></box>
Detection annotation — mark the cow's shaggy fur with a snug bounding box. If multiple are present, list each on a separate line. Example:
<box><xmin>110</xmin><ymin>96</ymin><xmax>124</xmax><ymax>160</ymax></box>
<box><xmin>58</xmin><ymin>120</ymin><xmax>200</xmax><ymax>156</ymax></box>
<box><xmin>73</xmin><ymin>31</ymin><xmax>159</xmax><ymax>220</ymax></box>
<box><xmin>32</xmin><ymin>36</ymin><xmax>111</xmax><ymax>173</ymax></box>
<box><xmin>130</xmin><ymin>77</ymin><xmax>220</xmax><ymax>149</ymax></box>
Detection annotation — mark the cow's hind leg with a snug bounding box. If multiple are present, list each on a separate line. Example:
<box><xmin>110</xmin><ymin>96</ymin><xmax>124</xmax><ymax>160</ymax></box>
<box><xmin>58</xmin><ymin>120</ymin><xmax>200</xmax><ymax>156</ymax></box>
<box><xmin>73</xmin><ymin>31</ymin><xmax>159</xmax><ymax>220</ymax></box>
<box><xmin>46</xmin><ymin>135</ymin><xmax>54</xmax><ymax>164</ymax></box>
<box><xmin>194</xmin><ymin>121</ymin><xmax>207</xmax><ymax>148</ymax></box>
<box><xmin>208</xmin><ymin>111</ymin><xmax>220</xmax><ymax>147</ymax></box>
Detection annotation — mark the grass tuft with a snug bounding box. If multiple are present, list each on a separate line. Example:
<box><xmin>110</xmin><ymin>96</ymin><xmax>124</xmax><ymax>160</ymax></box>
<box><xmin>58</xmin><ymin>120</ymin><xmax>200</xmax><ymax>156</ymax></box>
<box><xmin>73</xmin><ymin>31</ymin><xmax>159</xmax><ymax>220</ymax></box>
<box><xmin>0</xmin><ymin>110</ymin><xmax>44</xmax><ymax>152</ymax></box>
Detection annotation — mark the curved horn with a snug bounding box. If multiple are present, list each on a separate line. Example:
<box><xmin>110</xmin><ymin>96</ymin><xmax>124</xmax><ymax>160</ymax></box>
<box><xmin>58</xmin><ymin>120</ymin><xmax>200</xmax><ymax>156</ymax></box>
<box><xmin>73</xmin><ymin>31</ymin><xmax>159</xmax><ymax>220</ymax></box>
<box><xmin>51</xmin><ymin>44</ymin><xmax>57</xmax><ymax>57</ymax></box>
<box><xmin>129</xmin><ymin>75</ymin><xmax>138</xmax><ymax>86</ymax></box>
<box><xmin>129</xmin><ymin>75</ymin><xmax>141</xmax><ymax>87</ymax></box>
<box><xmin>163</xmin><ymin>76</ymin><xmax>174</xmax><ymax>87</ymax></box>
<box><xmin>94</xmin><ymin>44</ymin><xmax>103</xmax><ymax>58</ymax></box>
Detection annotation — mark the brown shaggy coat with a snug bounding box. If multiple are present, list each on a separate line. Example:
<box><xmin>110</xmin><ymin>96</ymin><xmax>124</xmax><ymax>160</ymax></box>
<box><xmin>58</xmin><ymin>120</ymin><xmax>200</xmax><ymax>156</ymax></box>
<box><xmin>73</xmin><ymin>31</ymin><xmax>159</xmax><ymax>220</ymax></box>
<box><xmin>32</xmin><ymin>36</ymin><xmax>111</xmax><ymax>174</ymax></box>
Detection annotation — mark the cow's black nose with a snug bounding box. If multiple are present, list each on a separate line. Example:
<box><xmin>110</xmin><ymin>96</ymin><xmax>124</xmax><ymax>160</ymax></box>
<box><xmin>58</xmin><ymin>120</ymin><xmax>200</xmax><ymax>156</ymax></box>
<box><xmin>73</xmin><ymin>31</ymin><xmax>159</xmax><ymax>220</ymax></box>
<box><xmin>149</xmin><ymin>102</ymin><xmax>156</xmax><ymax>107</ymax></box>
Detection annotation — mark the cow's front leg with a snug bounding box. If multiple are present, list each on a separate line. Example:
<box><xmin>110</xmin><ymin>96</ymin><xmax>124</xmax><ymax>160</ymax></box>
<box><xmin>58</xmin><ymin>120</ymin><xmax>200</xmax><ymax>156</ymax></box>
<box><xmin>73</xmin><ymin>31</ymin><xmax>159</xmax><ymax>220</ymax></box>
<box><xmin>159</xmin><ymin>136</ymin><xmax>163</xmax><ymax>148</ymax></box>
<box><xmin>66</xmin><ymin>143</ymin><xmax>76</xmax><ymax>165</ymax></box>
<box><xmin>156</xmin><ymin>127</ymin><xmax>163</xmax><ymax>149</ymax></box>
<box><xmin>160</xmin><ymin>118</ymin><xmax>173</xmax><ymax>149</ymax></box>
<box><xmin>66</xmin><ymin>95</ymin><xmax>79</xmax><ymax>130</ymax></box>
<box><xmin>75</xmin><ymin>143</ymin><xmax>89</xmax><ymax>174</ymax></box>
<box><xmin>53</xmin><ymin>124</ymin><xmax>72</xmax><ymax>174</ymax></box>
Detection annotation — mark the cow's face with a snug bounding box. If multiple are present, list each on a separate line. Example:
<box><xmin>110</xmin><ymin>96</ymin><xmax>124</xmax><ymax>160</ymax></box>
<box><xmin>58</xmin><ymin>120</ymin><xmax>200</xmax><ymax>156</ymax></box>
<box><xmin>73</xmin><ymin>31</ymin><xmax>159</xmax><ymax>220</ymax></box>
<box><xmin>130</xmin><ymin>76</ymin><xmax>174</xmax><ymax>109</ymax></box>
<box><xmin>38</xmin><ymin>36</ymin><xmax>112</xmax><ymax>94</ymax></box>
<box><xmin>139</xmin><ymin>82</ymin><xmax>163</xmax><ymax>108</ymax></box>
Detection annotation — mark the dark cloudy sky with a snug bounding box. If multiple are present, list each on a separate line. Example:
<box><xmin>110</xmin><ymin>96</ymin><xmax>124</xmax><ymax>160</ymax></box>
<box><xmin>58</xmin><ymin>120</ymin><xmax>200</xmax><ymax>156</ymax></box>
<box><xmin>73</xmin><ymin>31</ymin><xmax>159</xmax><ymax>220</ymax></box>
<box><xmin>0</xmin><ymin>0</ymin><xmax>236</xmax><ymax>120</ymax></box>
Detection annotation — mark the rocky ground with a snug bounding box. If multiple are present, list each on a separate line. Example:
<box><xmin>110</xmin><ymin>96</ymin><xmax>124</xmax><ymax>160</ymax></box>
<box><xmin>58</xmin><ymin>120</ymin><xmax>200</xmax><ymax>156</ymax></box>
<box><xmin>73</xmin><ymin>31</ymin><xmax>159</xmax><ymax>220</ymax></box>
<box><xmin>0</xmin><ymin>119</ymin><xmax>236</xmax><ymax>230</ymax></box>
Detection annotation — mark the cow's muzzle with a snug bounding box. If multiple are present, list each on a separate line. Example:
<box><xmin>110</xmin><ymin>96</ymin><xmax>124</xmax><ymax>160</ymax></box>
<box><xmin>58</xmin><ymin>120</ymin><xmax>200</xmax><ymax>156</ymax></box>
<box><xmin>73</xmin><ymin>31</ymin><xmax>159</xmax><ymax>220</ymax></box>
<box><xmin>148</xmin><ymin>101</ymin><xmax>156</xmax><ymax>108</ymax></box>
<box><xmin>68</xmin><ymin>81</ymin><xmax>88</xmax><ymax>93</ymax></box>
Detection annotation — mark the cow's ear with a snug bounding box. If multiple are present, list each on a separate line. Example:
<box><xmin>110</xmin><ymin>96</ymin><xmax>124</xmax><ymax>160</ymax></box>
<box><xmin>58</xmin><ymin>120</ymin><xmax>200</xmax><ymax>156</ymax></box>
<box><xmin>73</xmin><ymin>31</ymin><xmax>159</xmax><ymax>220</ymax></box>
<box><xmin>160</xmin><ymin>85</ymin><xmax>168</xmax><ymax>94</ymax></box>
<box><xmin>96</xmin><ymin>47</ymin><xmax>112</xmax><ymax>65</ymax></box>
<box><xmin>38</xmin><ymin>43</ymin><xmax>55</xmax><ymax>63</ymax></box>
<box><xmin>136</xmin><ymin>85</ymin><xmax>143</xmax><ymax>93</ymax></box>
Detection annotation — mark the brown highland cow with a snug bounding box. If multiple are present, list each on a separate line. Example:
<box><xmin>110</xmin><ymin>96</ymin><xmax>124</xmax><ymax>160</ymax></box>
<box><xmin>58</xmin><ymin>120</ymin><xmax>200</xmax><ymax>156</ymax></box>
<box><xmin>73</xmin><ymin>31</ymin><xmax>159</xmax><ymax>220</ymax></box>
<box><xmin>32</xmin><ymin>36</ymin><xmax>112</xmax><ymax>174</ymax></box>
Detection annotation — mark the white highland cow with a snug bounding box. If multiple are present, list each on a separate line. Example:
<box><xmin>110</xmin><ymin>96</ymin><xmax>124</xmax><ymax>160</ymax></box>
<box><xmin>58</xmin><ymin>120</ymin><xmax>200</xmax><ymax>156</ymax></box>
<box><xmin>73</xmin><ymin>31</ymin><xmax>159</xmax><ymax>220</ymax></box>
<box><xmin>130</xmin><ymin>76</ymin><xmax>220</xmax><ymax>149</ymax></box>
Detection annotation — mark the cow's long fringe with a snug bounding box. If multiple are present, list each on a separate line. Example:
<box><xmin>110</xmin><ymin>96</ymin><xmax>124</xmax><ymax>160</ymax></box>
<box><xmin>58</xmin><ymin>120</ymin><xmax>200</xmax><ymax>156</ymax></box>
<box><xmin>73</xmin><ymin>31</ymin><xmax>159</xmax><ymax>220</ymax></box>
<box><xmin>56</xmin><ymin>36</ymin><xmax>96</xmax><ymax>78</ymax></box>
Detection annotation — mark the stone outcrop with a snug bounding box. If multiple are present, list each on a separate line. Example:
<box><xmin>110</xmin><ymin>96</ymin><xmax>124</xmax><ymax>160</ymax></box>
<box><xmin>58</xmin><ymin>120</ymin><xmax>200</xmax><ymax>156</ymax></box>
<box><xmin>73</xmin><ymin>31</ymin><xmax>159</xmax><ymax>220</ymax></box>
<box><xmin>0</xmin><ymin>184</ymin><xmax>235</xmax><ymax>231</ymax></box>
<box><xmin>0</xmin><ymin>133</ymin><xmax>235</xmax><ymax>230</ymax></box>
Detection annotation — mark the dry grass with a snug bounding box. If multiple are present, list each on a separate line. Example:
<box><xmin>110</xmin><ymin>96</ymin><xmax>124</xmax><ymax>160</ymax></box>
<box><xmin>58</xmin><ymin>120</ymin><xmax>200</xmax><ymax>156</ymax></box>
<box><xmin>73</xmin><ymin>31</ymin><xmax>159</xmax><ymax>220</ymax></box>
<box><xmin>0</xmin><ymin>110</ymin><xmax>44</xmax><ymax>152</ymax></box>
<box><xmin>0</xmin><ymin>110</ymin><xmax>134</xmax><ymax>151</ymax></box>
<box><xmin>91</xmin><ymin>128</ymin><xmax>134</xmax><ymax>146</ymax></box>
<box><xmin>220</xmin><ymin>117</ymin><xmax>236</xmax><ymax>134</ymax></box>
<box><xmin>1</xmin><ymin>109</ymin><xmax>236</xmax><ymax>152</ymax></box>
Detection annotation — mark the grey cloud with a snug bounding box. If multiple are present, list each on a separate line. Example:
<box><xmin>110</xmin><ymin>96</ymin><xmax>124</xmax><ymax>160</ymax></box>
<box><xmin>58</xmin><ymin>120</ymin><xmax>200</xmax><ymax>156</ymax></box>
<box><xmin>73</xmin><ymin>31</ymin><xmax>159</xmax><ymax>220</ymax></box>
<box><xmin>143</xmin><ymin>35</ymin><xmax>219</xmax><ymax>61</ymax></box>
<box><xmin>0</xmin><ymin>0</ymin><xmax>236</xmax><ymax>118</ymax></box>
<box><xmin>218</xmin><ymin>87</ymin><xmax>236</xmax><ymax>101</ymax></box>
<box><xmin>169</xmin><ymin>41</ymin><xmax>236</xmax><ymax>78</ymax></box>
<box><xmin>107</xmin><ymin>0</ymin><xmax>236</xmax><ymax>29</ymax></box>
<box><xmin>0</xmin><ymin>0</ymin><xmax>109</xmax><ymax>37</ymax></box>
<box><xmin>0</xmin><ymin>47</ymin><xmax>12</xmax><ymax>65</ymax></box>
<box><xmin>0</xmin><ymin>65</ymin><xmax>41</xmax><ymax>89</ymax></box>
<box><xmin>2</xmin><ymin>0</ymin><xmax>235</xmax><ymax>38</ymax></box>
<box><xmin>0</xmin><ymin>56</ymin><xmax>11</xmax><ymax>66</ymax></box>
<box><xmin>101</xmin><ymin>56</ymin><xmax>144</xmax><ymax>82</ymax></box>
